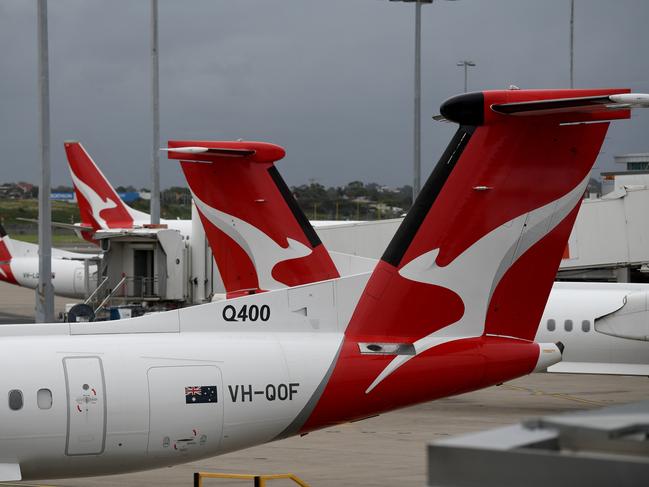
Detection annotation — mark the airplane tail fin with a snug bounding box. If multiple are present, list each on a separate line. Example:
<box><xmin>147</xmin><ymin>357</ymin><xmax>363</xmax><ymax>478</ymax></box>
<box><xmin>348</xmin><ymin>88</ymin><xmax>638</xmax><ymax>345</ymax></box>
<box><xmin>64</xmin><ymin>141</ymin><xmax>148</xmax><ymax>230</ymax></box>
<box><xmin>0</xmin><ymin>223</ymin><xmax>19</xmax><ymax>284</ymax></box>
<box><xmin>299</xmin><ymin>89</ymin><xmax>646</xmax><ymax>430</ymax></box>
<box><xmin>0</xmin><ymin>223</ymin><xmax>11</xmax><ymax>261</ymax></box>
<box><xmin>166</xmin><ymin>140</ymin><xmax>340</xmax><ymax>296</ymax></box>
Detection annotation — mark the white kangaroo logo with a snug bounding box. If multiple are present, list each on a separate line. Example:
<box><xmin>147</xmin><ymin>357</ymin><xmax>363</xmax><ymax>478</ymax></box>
<box><xmin>365</xmin><ymin>174</ymin><xmax>589</xmax><ymax>393</ymax></box>
<box><xmin>192</xmin><ymin>191</ymin><xmax>312</xmax><ymax>291</ymax></box>
<box><xmin>69</xmin><ymin>170</ymin><xmax>121</xmax><ymax>229</ymax></box>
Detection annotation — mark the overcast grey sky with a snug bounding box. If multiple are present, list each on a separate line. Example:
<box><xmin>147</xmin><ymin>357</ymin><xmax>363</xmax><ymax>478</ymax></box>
<box><xmin>1</xmin><ymin>0</ymin><xmax>648</xmax><ymax>189</ymax></box>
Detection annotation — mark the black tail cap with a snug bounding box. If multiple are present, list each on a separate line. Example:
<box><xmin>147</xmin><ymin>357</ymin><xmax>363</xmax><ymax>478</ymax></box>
<box><xmin>440</xmin><ymin>92</ymin><xmax>485</xmax><ymax>126</ymax></box>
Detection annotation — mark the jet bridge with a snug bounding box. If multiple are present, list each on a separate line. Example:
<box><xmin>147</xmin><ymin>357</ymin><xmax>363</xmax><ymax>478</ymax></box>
<box><xmin>558</xmin><ymin>172</ymin><xmax>649</xmax><ymax>282</ymax></box>
<box><xmin>92</xmin><ymin>226</ymin><xmax>190</xmax><ymax>311</ymax></box>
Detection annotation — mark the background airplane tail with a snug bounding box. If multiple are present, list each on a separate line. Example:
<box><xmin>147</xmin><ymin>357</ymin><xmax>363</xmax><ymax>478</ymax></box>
<box><xmin>0</xmin><ymin>224</ymin><xmax>11</xmax><ymax>261</ymax></box>
<box><xmin>0</xmin><ymin>224</ymin><xmax>19</xmax><ymax>284</ymax></box>
<box><xmin>64</xmin><ymin>141</ymin><xmax>148</xmax><ymax>230</ymax></box>
<box><xmin>167</xmin><ymin>140</ymin><xmax>340</xmax><ymax>296</ymax></box>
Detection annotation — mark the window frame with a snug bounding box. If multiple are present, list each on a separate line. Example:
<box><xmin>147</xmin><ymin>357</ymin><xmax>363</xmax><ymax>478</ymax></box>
<box><xmin>37</xmin><ymin>388</ymin><xmax>53</xmax><ymax>410</ymax></box>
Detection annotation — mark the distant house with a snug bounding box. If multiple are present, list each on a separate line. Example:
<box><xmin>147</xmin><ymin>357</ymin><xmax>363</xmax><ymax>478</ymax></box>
<box><xmin>0</xmin><ymin>182</ymin><xmax>34</xmax><ymax>199</ymax></box>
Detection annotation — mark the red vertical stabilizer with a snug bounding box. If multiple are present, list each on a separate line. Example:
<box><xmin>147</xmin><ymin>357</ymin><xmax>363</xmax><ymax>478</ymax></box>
<box><xmin>167</xmin><ymin>140</ymin><xmax>340</xmax><ymax>296</ymax></box>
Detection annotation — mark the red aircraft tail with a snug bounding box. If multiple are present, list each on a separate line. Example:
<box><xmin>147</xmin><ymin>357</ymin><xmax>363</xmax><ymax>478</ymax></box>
<box><xmin>348</xmin><ymin>89</ymin><xmax>634</xmax><ymax>345</ymax></box>
<box><xmin>0</xmin><ymin>224</ymin><xmax>18</xmax><ymax>285</ymax></box>
<box><xmin>64</xmin><ymin>142</ymin><xmax>148</xmax><ymax>232</ymax></box>
<box><xmin>300</xmin><ymin>88</ymin><xmax>638</xmax><ymax>431</ymax></box>
<box><xmin>166</xmin><ymin>140</ymin><xmax>340</xmax><ymax>296</ymax></box>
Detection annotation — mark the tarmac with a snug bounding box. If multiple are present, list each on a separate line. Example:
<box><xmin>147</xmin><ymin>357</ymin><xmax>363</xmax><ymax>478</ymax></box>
<box><xmin>1</xmin><ymin>281</ymin><xmax>647</xmax><ymax>487</ymax></box>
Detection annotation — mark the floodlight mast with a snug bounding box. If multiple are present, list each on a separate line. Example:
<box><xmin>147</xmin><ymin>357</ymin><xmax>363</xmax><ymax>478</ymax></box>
<box><xmin>414</xmin><ymin>0</ymin><xmax>423</xmax><ymax>201</ymax></box>
<box><xmin>389</xmin><ymin>0</ymin><xmax>456</xmax><ymax>201</ymax></box>
<box><xmin>456</xmin><ymin>60</ymin><xmax>476</xmax><ymax>93</ymax></box>
<box><xmin>36</xmin><ymin>0</ymin><xmax>54</xmax><ymax>323</ymax></box>
<box><xmin>150</xmin><ymin>0</ymin><xmax>160</xmax><ymax>225</ymax></box>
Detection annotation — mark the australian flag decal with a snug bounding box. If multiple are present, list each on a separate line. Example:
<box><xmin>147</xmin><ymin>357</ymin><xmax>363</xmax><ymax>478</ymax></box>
<box><xmin>185</xmin><ymin>385</ymin><xmax>218</xmax><ymax>404</ymax></box>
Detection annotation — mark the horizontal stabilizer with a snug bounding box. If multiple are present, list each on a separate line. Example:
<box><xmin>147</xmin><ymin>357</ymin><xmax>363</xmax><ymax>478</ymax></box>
<box><xmin>432</xmin><ymin>114</ymin><xmax>452</xmax><ymax>123</ymax></box>
<box><xmin>491</xmin><ymin>92</ymin><xmax>649</xmax><ymax>117</ymax></box>
<box><xmin>165</xmin><ymin>140</ymin><xmax>285</xmax><ymax>164</ymax></box>
<box><xmin>161</xmin><ymin>146</ymin><xmax>255</xmax><ymax>157</ymax></box>
<box><xmin>16</xmin><ymin>217</ymin><xmax>93</xmax><ymax>233</ymax></box>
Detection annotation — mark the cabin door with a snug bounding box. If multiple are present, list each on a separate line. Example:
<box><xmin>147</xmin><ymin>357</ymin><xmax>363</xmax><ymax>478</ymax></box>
<box><xmin>64</xmin><ymin>356</ymin><xmax>106</xmax><ymax>455</ymax></box>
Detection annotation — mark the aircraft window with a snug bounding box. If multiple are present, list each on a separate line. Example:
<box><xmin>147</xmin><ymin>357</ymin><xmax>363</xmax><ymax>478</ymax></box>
<box><xmin>582</xmin><ymin>320</ymin><xmax>591</xmax><ymax>332</ymax></box>
<box><xmin>37</xmin><ymin>389</ymin><xmax>52</xmax><ymax>410</ymax></box>
<box><xmin>547</xmin><ymin>319</ymin><xmax>556</xmax><ymax>331</ymax></box>
<box><xmin>8</xmin><ymin>389</ymin><xmax>23</xmax><ymax>411</ymax></box>
<box><xmin>564</xmin><ymin>319</ymin><xmax>573</xmax><ymax>332</ymax></box>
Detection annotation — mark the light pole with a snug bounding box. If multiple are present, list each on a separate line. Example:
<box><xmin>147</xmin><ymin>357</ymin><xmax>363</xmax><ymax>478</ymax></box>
<box><xmin>413</xmin><ymin>0</ymin><xmax>423</xmax><ymax>202</ymax></box>
<box><xmin>150</xmin><ymin>0</ymin><xmax>160</xmax><ymax>225</ymax></box>
<box><xmin>36</xmin><ymin>0</ymin><xmax>54</xmax><ymax>323</ymax></box>
<box><xmin>456</xmin><ymin>60</ymin><xmax>475</xmax><ymax>93</ymax></box>
<box><xmin>389</xmin><ymin>0</ymin><xmax>456</xmax><ymax>201</ymax></box>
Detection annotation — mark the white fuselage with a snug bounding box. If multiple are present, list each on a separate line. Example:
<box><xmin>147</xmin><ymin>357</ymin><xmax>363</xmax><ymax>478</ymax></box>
<box><xmin>1</xmin><ymin>237</ymin><xmax>99</xmax><ymax>300</ymax></box>
<box><xmin>537</xmin><ymin>282</ymin><xmax>649</xmax><ymax>374</ymax></box>
<box><xmin>0</xmin><ymin>276</ymin><xmax>352</xmax><ymax>480</ymax></box>
<box><xmin>9</xmin><ymin>257</ymin><xmax>96</xmax><ymax>300</ymax></box>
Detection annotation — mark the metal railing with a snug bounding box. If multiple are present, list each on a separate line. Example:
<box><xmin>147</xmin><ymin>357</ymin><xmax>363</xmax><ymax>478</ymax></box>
<box><xmin>125</xmin><ymin>275</ymin><xmax>159</xmax><ymax>299</ymax></box>
<box><xmin>94</xmin><ymin>274</ymin><xmax>127</xmax><ymax>313</ymax></box>
<box><xmin>84</xmin><ymin>276</ymin><xmax>109</xmax><ymax>305</ymax></box>
<box><xmin>193</xmin><ymin>472</ymin><xmax>310</xmax><ymax>487</ymax></box>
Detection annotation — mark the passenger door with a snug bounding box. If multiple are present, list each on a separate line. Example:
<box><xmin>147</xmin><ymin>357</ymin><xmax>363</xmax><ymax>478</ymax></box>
<box><xmin>63</xmin><ymin>356</ymin><xmax>106</xmax><ymax>455</ymax></box>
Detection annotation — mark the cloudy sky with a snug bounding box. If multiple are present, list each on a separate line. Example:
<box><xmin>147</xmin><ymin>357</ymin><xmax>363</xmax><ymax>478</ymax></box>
<box><xmin>1</xmin><ymin>0</ymin><xmax>648</xmax><ymax>190</ymax></box>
